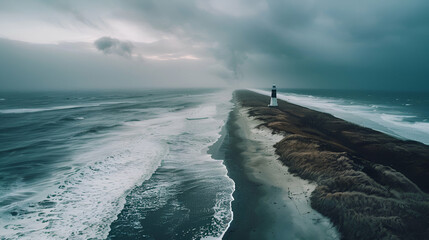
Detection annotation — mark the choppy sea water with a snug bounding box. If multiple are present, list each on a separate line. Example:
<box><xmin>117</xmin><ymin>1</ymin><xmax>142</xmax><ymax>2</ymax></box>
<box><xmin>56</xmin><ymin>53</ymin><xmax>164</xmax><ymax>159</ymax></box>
<box><xmin>252</xmin><ymin>89</ymin><xmax>429</xmax><ymax>145</ymax></box>
<box><xmin>0</xmin><ymin>89</ymin><xmax>234</xmax><ymax>239</ymax></box>
<box><xmin>2</xmin><ymin>88</ymin><xmax>428</xmax><ymax>239</ymax></box>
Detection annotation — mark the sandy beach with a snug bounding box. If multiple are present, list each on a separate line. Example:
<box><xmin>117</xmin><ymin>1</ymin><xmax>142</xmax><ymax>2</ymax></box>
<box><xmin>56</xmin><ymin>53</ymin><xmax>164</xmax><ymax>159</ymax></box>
<box><xmin>222</xmin><ymin>103</ymin><xmax>338</xmax><ymax>239</ymax></box>
<box><xmin>231</xmin><ymin>90</ymin><xmax>429</xmax><ymax>240</ymax></box>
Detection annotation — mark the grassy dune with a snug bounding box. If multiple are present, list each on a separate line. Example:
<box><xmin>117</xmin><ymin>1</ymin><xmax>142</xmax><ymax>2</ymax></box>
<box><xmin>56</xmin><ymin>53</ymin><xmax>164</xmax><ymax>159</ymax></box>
<box><xmin>235</xmin><ymin>90</ymin><xmax>429</xmax><ymax>240</ymax></box>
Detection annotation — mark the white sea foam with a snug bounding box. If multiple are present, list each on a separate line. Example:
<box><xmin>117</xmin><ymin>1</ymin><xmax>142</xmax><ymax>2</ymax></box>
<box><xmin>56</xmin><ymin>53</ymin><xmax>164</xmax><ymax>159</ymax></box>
<box><xmin>0</xmin><ymin>90</ymin><xmax>235</xmax><ymax>240</ymax></box>
<box><xmin>0</xmin><ymin>101</ymin><xmax>133</xmax><ymax>114</ymax></box>
<box><xmin>176</xmin><ymin>91</ymin><xmax>235</xmax><ymax>239</ymax></box>
<box><xmin>0</xmin><ymin>126</ymin><xmax>168</xmax><ymax>239</ymax></box>
<box><xmin>0</xmin><ymin>105</ymin><xmax>86</xmax><ymax>113</ymax></box>
<box><xmin>251</xmin><ymin>89</ymin><xmax>429</xmax><ymax>145</ymax></box>
<box><xmin>1</xmin><ymin>110</ymin><xmax>182</xmax><ymax>239</ymax></box>
<box><xmin>121</xmin><ymin>90</ymin><xmax>235</xmax><ymax>239</ymax></box>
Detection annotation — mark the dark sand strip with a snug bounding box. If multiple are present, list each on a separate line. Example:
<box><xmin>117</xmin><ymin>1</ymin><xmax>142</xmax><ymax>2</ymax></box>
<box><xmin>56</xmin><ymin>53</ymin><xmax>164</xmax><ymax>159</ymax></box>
<box><xmin>222</xmin><ymin>102</ymin><xmax>338</xmax><ymax>240</ymax></box>
<box><xmin>235</xmin><ymin>90</ymin><xmax>429</xmax><ymax>240</ymax></box>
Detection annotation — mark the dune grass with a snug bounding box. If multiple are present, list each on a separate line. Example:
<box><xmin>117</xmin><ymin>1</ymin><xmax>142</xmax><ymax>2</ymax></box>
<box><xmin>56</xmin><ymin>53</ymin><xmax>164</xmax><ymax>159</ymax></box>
<box><xmin>235</xmin><ymin>90</ymin><xmax>429</xmax><ymax>239</ymax></box>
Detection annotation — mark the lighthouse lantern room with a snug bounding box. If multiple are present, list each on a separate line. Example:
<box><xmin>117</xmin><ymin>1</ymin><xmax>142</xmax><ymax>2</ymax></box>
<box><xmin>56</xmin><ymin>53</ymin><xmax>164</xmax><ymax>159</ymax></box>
<box><xmin>268</xmin><ymin>84</ymin><xmax>278</xmax><ymax>107</ymax></box>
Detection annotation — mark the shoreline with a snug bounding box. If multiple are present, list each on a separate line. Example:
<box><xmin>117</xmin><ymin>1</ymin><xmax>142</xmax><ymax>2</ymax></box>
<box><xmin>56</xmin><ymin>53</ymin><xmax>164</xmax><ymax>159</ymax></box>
<box><xmin>234</xmin><ymin>90</ymin><xmax>429</xmax><ymax>239</ymax></box>
<box><xmin>222</xmin><ymin>102</ymin><xmax>338</xmax><ymax>239</ymax></box>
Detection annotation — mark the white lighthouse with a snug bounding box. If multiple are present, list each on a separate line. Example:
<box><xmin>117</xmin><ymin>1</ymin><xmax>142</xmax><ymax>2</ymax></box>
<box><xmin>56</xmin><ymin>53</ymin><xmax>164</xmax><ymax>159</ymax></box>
<box><xmin>268</xmin><ymin>84</ymin><xmax>278</xmax><ymax>107</ymax></box>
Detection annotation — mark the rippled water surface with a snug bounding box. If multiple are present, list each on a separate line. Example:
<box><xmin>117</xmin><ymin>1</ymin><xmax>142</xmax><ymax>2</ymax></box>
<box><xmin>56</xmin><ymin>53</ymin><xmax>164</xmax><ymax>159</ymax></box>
<box><xmin>0</xmin><ymin>89</ymin><xmax>234</xmax><ymax>239</ymax></box>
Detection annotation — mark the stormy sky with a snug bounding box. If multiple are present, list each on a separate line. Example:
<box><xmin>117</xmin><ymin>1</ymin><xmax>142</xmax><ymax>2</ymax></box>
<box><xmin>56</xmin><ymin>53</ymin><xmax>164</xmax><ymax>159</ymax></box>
<box><xmin>1</xmin><ymin>0</ymin><xmax>429</xmax><ymax>91</ymax></box>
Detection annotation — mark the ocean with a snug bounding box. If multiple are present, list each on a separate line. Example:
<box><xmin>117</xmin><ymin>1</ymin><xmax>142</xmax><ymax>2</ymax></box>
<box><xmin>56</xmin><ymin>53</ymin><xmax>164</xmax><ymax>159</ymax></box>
<box><xmin>1</xmin><ymin>88</ymin><xmax>428</xmax><ymax>239</ymax></box>
<box><xmin>0</xmin><ymin>89</ymin><xmax>234</xmax><ymax>239</ymax></box>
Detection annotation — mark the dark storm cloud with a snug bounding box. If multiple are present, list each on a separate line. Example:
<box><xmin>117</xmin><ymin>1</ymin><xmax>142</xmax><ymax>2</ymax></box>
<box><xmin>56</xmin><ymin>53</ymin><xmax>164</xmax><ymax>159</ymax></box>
<box><xmin>116</xmin><ymin>0</ymin><xmax>429</xmax><ymax>89</ymax></box>
<box><xmin>1</xmin><ymin>0</ymin><xmax>429</xmax><ymax>90</ymax></box>
<box><xmin>0</xmin><ymin>38</ymin><xmax>226</xmax><ymax>91</ymax></box>
<box><xmin>48</xmin><ymin>1</ymin><xmax>102</xmax><ymax>29</ymax></box>
<box><xmin>94</xmin><ymin>37</ymin><xmax>134</xmax><ymax>57</ymax></box>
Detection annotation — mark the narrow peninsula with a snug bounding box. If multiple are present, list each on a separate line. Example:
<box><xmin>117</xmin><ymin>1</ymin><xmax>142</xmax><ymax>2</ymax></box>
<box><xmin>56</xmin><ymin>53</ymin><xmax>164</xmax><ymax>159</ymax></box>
<box><xmin>234</xmin><ymin>90</ymin><xmax>429</xmax><ymax>240</ymax></box>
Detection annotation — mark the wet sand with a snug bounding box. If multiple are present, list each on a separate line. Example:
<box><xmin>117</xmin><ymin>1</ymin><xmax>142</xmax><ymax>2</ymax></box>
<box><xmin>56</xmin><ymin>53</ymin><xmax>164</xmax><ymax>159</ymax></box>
<box><xmin>234</xmin><ymin>90</ymin><xmax>429</xmax><ymax>240</ymax></box>
<box><xmin>222</xmin><ymin>104</ymin><xmax>338</xmax><ymax>240</ymax></box>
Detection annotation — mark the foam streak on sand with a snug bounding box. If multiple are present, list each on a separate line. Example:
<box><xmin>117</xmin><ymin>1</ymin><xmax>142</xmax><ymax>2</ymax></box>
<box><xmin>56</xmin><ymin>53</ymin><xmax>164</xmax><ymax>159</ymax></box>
<box><xmin>224</xmin><ymin>104</ymin><xmax>338</xmax><ymax>239</ymax></box>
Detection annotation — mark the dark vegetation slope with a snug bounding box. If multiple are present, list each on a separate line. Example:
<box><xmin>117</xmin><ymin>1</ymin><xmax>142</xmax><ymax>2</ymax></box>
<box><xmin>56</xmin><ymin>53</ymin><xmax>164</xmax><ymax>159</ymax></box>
<box><xmin>235</xmin><ymin>90</ymin><xmax>429</xmax><ymax>240</ymax></box>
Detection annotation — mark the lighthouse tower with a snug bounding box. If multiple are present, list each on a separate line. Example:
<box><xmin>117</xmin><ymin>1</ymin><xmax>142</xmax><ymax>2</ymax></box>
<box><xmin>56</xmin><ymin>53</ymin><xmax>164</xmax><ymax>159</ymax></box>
<box><xmin>269</xmin><ymin>84</ymin><xmax>278</xmax><ymax>107</ymax></box>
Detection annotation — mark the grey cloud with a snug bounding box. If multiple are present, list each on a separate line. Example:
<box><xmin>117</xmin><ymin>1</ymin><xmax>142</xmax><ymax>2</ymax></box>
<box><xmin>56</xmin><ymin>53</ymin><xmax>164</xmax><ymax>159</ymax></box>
<box><xmin>0</xmin><ymin>38</ymin><xmax>227</xmax><ymax>91</ymax></box>
<box><xmin>48</xmin><ymin>1</ymin><xmax>102</xmax><ymax>29</ymax></box>
<box><xmin>118</xmin><ymin>0</ymin><xmax>429</xmax><ymax>89</ymax></box>
<box><xmin>2</xmin><ymin>0</ymin><xmax>429</xmax><ymax>90</ymax></box>
<box><xmin>212</xmin><ymin>48</ymin><xmax>248</xmax><ymax>79</ymax></box>
<box><xmin>94</xmin><ymin>37</ymin><xmax>134</xmax><ymax>57</ymax></box>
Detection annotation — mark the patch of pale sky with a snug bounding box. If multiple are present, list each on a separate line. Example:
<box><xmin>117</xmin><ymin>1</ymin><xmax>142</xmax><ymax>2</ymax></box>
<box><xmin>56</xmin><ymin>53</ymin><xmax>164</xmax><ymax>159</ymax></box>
<box><xmin>145</xmin><ymin>54</ymin><xmax>200</xmax><ymax>61</ymax></box>
<box><xmin>0</xmin><ymin>12</ymin><xmax>163</xmax><ymax>45</ymax></box>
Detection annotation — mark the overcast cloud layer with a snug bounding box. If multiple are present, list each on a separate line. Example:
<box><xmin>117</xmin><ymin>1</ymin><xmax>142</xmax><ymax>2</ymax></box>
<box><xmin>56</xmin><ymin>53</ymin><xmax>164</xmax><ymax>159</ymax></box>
<box><xmin>1</xmin><ymin>0</ymin><xmax>429</xmax><ymax>91</ymax></box>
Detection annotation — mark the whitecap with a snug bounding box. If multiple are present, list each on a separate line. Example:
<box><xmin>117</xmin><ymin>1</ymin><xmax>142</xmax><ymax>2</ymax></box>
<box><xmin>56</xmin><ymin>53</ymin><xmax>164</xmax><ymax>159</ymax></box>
<box><xmin>1</xmin><ymin>90</ymin><xmax>236</xmax><ymax>240</ymax></box>
<box><xmin>0</xmin><ymin>124</ymin><xmax>168</xmax><ymax>239</ymax></box>
<box><xmin>0</xmin><ymin>101</ymin><xmax>133</xmax><ymax>114</ymax></box>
